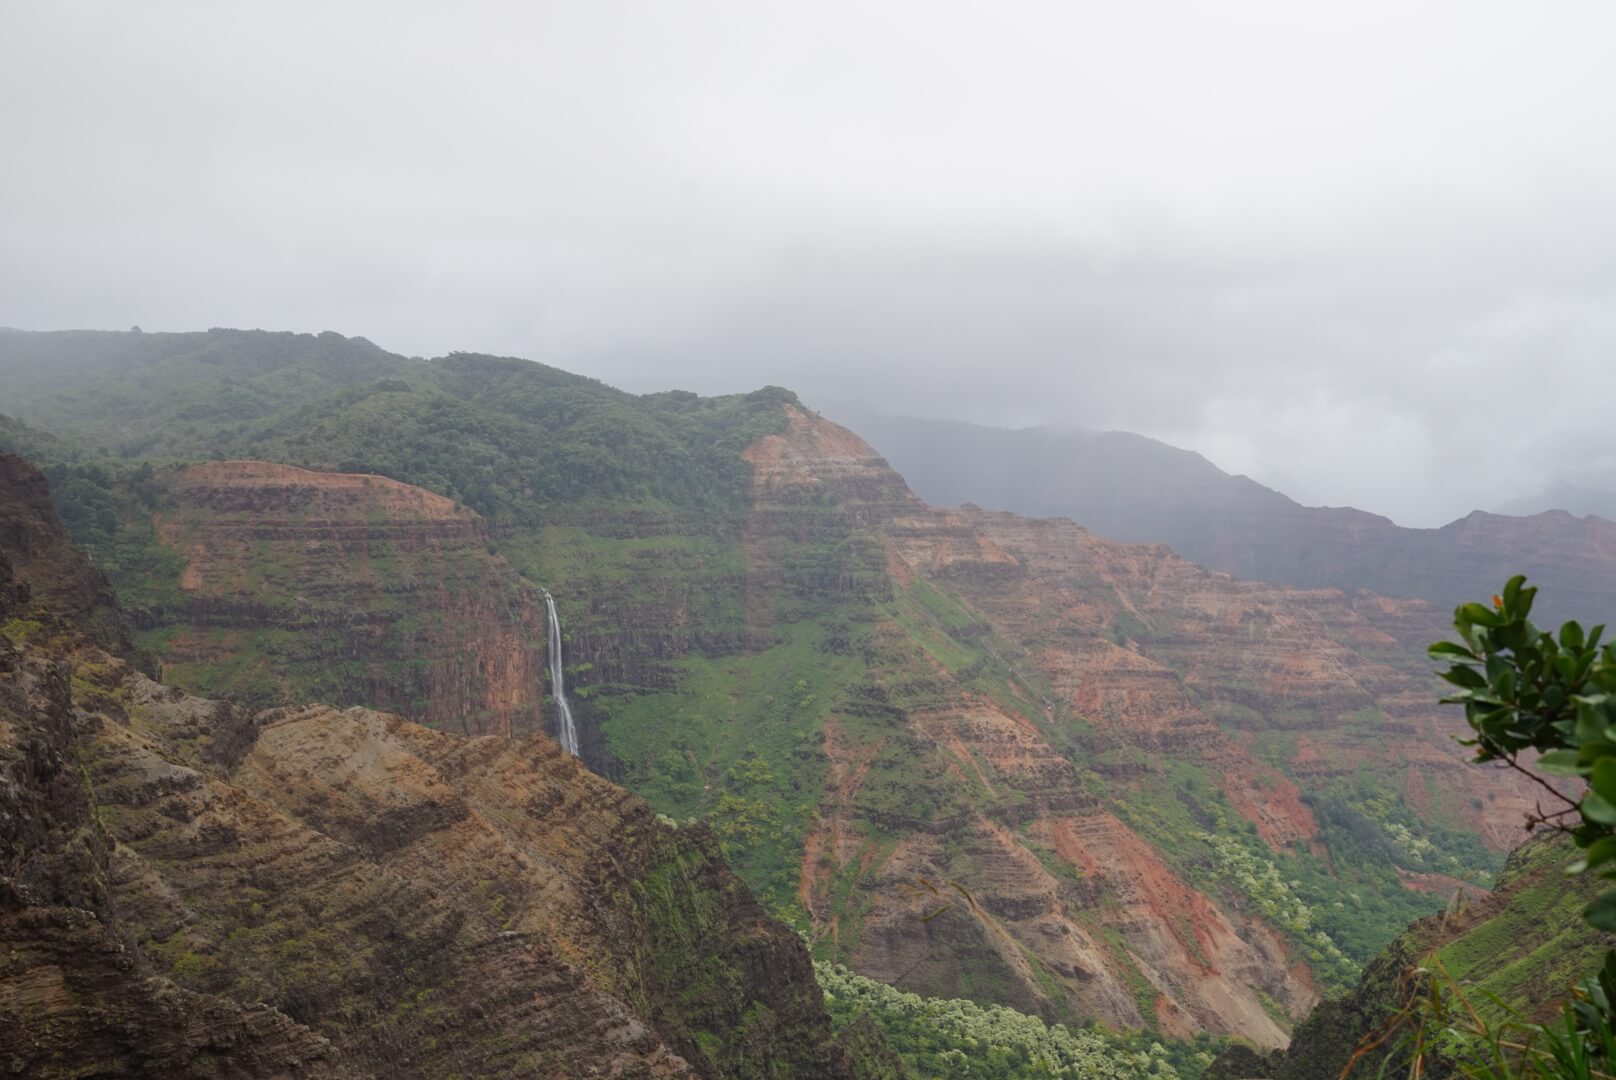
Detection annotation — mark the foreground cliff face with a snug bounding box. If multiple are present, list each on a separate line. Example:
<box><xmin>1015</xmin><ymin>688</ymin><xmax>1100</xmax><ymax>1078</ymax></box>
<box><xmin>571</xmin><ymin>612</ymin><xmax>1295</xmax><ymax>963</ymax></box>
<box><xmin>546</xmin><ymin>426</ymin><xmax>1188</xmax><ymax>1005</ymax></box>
<box><xmin>138</xmin><ymin>460</ymin><xmax>549</xmax><ymax>737</ymax></box>
<box><xmin>0</xmin><ymin>456</ymin><xmax>889</xmax><ymax>1079</ymax></box>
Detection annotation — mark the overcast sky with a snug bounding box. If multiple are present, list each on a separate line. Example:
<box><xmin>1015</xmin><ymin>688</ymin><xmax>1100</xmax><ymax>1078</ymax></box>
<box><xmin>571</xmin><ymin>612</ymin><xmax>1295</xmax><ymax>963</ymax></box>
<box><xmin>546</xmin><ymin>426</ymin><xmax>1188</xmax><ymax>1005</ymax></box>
<box><xmin>4</xmin><ymin>2</ymin><xmax>1615</xmax><ymax>525</ymax></box>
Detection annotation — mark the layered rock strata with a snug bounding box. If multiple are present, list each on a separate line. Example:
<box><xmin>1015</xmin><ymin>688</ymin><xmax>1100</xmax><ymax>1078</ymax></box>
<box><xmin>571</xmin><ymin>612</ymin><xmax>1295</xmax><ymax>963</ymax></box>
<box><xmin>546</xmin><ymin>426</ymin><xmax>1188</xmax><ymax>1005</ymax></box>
<box><xmin>0</xmin><ymin>455</ymin><xmax>890</xmax><ymax>1079</ymax></box>
<box><xmin>744</xmin><ymin>410</ymin><xmax>1542</xmax><ymax>1046</ymax></box>
<box><xmin>145</xmin><ymin>460</ymin><xmax>547</xmax><ymax>737</ymax></box>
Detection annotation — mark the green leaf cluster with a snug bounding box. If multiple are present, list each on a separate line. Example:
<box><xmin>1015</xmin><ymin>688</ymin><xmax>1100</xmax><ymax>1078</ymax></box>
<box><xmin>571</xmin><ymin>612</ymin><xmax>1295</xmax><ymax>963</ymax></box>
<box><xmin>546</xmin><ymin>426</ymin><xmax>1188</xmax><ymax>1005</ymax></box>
<box><xmin>1426</xmin><ymin>576</ymin><xmax>1616</xmax><ymax>1070</ymax></box>
<box><xmin>1431</xmin><ymin>575</ymin><xmax>1616</xmax><ymax>930</ymax></box>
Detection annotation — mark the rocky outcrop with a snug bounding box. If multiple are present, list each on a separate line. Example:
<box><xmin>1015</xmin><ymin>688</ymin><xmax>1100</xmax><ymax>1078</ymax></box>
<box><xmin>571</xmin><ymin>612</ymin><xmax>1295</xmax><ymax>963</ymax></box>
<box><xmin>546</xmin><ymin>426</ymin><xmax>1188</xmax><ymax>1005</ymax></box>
<box><xmin>739</xmin><ymin>405</ymin><xmax>918</xmax><ymax>647</ymax></box>
<box><xmin>141</xmin><ymin>460</ymin><xmax>548</xmax><ymax>737</ymax></box>
<box><xmin>0</xmin><ymin>458</ymin><xmax>892</xmax><ymax>1079</ymax></box>
<box><xmin>0</xmin><ymin>452</ymin><xmax>136</xmax><ymax>658</ymax></box>
<box><xmin>0</xmin><ymin>520</ymin><xmax>347</xmax><ymax>1076</ymax></box>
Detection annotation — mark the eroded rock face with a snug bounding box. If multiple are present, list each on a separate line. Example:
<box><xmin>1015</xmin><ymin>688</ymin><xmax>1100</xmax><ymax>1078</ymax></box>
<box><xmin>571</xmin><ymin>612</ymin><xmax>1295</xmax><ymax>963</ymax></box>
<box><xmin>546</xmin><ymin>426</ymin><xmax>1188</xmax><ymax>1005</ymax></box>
<box><xmin>932</xmin><ymin>508</ymin><xmax>1541</xmax><ymax>851</ymax></box>
<box><xmin>0</xmin><ymin>452</ymin><xmax>136</xmax><ymax>658</ymax></box>
<box><xmin>144</xmin><ymin>460</ymin><xmax>547</xmax><ymax>737</ymax></box>
<box><xmin>737</xmin><ymin>412</ymin><xmax>1315</xmax><ymax>1045</ymax></box>
<box><xmin>0</xmin><ymin>460</ymin><xmax>886</xmax><ymax>1080</ymax></box>
<box><xmin>741</xmin><ymin>410</ymin><xmax>1542</xmax><ymax>1047</ymax></box>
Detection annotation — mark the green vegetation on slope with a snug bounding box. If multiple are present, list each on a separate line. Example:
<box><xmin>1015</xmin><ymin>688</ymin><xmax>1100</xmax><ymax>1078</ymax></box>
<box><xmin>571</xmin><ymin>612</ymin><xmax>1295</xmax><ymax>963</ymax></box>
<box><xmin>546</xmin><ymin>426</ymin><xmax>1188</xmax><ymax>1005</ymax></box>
<box><xmin>1431</xmin><ymin>837</ymin><xmax>1609</xmax><ymax>1009</ymax></box>
<box><xmin>1093</xmin><ymin>753</ymin><xmax>1491</xmax><ymax>998</ymax></box>
<box><xmin>3</xmin><ymin>327</ymin><xmax>1566</xmax><ymax>1055</ymax></box>
<box><xmin>0</xmin><ymin>328</ymin><xmax>794</xmax><ymax>518</ymax></box>
<box><xmin>600</xmin><ymin>620</ymin><xmax>865</xmax><ymax>918</ymax></box>
<box><xmin>1207</xmin><ymin>835</ymin><xmax>1608</xmax><ymax>1080</ymax></box>
<box><xmin>818</xmin><ymin>961</ymin><xmax>1209</xmax><ymax>1079</ymax></box>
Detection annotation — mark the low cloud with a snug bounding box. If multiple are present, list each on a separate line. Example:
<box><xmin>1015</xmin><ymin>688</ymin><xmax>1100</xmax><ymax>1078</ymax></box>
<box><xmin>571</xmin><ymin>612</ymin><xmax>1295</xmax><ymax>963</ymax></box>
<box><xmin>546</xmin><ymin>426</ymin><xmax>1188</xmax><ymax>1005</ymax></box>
<box><xmin>4</xmin><ymin>1</ymin><xmax>1614</xmax><ymax>524</ymax></box>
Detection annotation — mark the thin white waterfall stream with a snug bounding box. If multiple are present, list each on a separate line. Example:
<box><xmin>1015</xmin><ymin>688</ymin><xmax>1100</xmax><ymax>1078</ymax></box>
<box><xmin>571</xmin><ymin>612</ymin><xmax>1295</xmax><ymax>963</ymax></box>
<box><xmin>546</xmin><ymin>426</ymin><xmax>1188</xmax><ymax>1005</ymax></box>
<box><xmin>542</xmin><ymin>589</ymin><xmax>580</xmax><ymax>756</ymax></box>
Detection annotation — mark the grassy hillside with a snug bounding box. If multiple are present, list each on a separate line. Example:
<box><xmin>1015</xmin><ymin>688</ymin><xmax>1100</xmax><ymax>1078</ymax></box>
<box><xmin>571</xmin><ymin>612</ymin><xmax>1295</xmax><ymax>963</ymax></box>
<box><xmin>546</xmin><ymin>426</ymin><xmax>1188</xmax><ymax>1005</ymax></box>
<box><xmin>1207</xmin><ymin>834</ymin><xmax>1610</xmax><ymax>1079</ymax></box>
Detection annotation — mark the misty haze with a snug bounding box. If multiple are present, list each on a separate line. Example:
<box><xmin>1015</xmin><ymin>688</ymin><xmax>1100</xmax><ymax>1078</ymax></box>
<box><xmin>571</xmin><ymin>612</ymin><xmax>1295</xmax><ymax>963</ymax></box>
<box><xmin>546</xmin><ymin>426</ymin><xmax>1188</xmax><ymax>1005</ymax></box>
<box><xmin>3</xmin><ymin>4</ymin><xmax>1615</xmax><ymax>1079</ymax></box>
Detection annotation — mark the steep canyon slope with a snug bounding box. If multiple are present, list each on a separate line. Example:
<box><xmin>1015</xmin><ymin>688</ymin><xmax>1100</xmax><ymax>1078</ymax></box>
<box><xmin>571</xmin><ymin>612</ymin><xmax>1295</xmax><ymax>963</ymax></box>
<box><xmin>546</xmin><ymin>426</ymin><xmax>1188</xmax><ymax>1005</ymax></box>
<box><xmin>726</xmin><ymin>408</ymin><xmax>1539</xmax><ymax>1045</ymax></box>
<box><xmin>0</xmin><ymin>328</ymin><xmax>1562</xmax><ymax>1050</ymax></box>
<box><xmin>0</xmin><ymin>453</ymin><xmax>890</xmax><ymax>1079</ymax></box>
<box><xmin>141</xmin><ymin>459</ymin><xmax>548</xmax><ymax>736</ymax></box>
<box><xmin>1207</xmin><ymin>834</ymin><xmax>1610</xmax><ymax>1079</ymax></box>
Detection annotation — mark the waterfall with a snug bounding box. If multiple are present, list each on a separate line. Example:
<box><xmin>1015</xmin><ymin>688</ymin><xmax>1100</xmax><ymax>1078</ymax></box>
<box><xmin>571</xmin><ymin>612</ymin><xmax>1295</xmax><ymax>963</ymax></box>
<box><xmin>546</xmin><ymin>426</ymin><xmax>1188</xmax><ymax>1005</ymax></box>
<box><xmin>542</xmin><ymin>589</ymin><xmax>580</xmax><ymax>756</ymax></box>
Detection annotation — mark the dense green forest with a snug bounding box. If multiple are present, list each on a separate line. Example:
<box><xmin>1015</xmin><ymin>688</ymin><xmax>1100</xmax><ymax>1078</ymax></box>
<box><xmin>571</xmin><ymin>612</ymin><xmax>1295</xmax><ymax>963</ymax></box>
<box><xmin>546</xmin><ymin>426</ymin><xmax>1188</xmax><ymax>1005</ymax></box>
<box><xmin>0</xmin><ymin>328</ymin><xmax>794</xmax><ymax>517</ymax></box>
<box><xmin>818</xmin><ymin>961</ymin><xmax>1215</xmax><ymax>1079</ymax></box>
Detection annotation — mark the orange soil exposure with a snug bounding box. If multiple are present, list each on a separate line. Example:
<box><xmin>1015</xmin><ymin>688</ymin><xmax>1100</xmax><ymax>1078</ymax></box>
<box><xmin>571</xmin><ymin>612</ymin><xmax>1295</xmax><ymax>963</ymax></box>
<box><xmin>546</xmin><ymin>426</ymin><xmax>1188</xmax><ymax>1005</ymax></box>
<box><xmin>1289</xmin><ymin>735</ymin><xmax>1328</xmax><ymax>773</ymax></box>
<box><xmin>742</xmin><ymin>405</ymin><xmax>921</xmax><ymax>506</ymax></box>
<box><xmin>1092</xmin><ymin>816</ymin><xmax>1223</xmax><ymax>973</ymax></box>
<box><xmin>910</xmin><ymin>700</ymin><xmax>1063</xmax><ymax>791</ymax></box>
<box><xmin>1405</xmin><ymin>765</ymin><xmax>1436</xmax><ymax>820</ymax></box>
<box><xmin>821</xmin><ymin>716</ymin><xmax>881</xmax><ymax>803</ymax></box>
<box><xmin>802</xmin><ymin>718</ymin><xmax>889</xmax><ymax>924</ymax></box>
<box><xmin>159</xmin><ymin>627</ymin><xmax>245</xmax><ymax>664</ymax></box>
<box><xmin>1223</xmin><ymin>766</ymin><xmax>1319</xmax><ymax>851</ymax></box>
<box><xmin>1155</xmin><ymin>994</ymin><xmax>1192</xmax><ymax>1040</ymax></box>
<box><xmin>175</xmin><ymin>460</ymin><xmax>473</xmax><ymax>519</ymax></box>
<box><xmin>1042</xmin><ymin>812</ymin><xmax>1308</xmax><ymax>1047</ymax></box>
<box><xmin>1047</xmin><ymin>817</ymin><xmax>1104</xmax><ymax>877</ymax></box>
<box><xmin>883</xmin><ymin>540</ymin><xmax>914</xmax><ymax>588</ymax></box>
<box><xmin>1286</xmin><ymin>957</ymin><xmax>1320</xmax><ymax>1000</ymax></box>
<box><xmin>1398</xmin><ymin>868</ymin><xmax>1488</xmax><ymax>899</ymax></box>
<box><xmin>797</xmin><ymin>826</ymin><xmax>825</xmax><ymax>917</ymax></box>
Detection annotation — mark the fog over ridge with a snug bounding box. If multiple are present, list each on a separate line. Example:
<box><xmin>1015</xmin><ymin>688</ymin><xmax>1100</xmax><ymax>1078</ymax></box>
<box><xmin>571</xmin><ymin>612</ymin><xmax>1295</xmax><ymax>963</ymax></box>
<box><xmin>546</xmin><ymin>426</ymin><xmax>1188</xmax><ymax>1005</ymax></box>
<box><xmin>4</xmin><ymin>1</ymin><xmax>1615</xmax><ymax>525</ymax></box>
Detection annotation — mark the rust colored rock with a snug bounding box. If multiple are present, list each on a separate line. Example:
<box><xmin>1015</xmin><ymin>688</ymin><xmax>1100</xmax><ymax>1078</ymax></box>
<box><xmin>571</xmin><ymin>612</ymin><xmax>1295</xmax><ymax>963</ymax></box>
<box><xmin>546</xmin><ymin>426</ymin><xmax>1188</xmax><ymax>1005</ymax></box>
<box><xmin>147</xmin><ymin>460</ymin><xmax>548</xmax><ymax>737</ymax></box>
<box><xmin>747</xmin><ymin>411</ymin><xmax>1541</xmax><ymax>1047</ymax></box>
<box><xmin>0</xmin><ymin>457</ymin><xmax>885</xmax><ymax>1080</ymax></box>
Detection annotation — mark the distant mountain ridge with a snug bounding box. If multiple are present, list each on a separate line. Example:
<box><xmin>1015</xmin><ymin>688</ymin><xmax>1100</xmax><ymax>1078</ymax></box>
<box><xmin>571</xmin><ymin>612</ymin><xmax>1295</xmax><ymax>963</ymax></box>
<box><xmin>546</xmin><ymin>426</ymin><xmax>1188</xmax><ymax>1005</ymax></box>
<box><xmin>817</xmin><ymin>403</ymin><xmax>1616</xmax><ymax>623</ymax></box>
<box><xmin>1495</xmin><ymin>480</ymin><xmax>1616</xmax><ymax>521</ymax></box>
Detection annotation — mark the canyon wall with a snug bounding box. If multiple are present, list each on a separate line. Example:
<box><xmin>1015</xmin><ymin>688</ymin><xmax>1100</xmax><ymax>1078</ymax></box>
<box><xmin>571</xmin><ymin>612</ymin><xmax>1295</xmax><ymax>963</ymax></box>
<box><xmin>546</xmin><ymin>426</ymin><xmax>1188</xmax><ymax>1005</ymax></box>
<box><xmin>142</xmin><ymin>460</ymin><xmax>548</xmax><ymax>737</ymax></box>
<box><xmin>0</xmin><ymin>454</ymin><xmax>894</xmax><ymax>1078</ymax></box>
<box><xmin>736</xmin><ymin>409</ymin><xmax>1543</xmax><ymax>1045</ymax></box>
<box><xmin>74</xmin><ymin>407</ymin><xmax>1558</xmax><ymax>1050</ymax></box>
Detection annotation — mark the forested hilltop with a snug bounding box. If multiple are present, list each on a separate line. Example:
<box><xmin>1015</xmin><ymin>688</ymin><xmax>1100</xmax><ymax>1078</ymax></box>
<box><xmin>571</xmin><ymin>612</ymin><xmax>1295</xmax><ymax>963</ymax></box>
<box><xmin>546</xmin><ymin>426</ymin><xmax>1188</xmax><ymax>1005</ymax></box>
<box><xmin>3</xmin><ymin>326</ymin><xmax>1607</xmax><ymax>1076</ymax></box>
<box><xmin>0</xmin><ymin>326</ymin><xmax>795</xmax><ymax>514</ymax></box>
